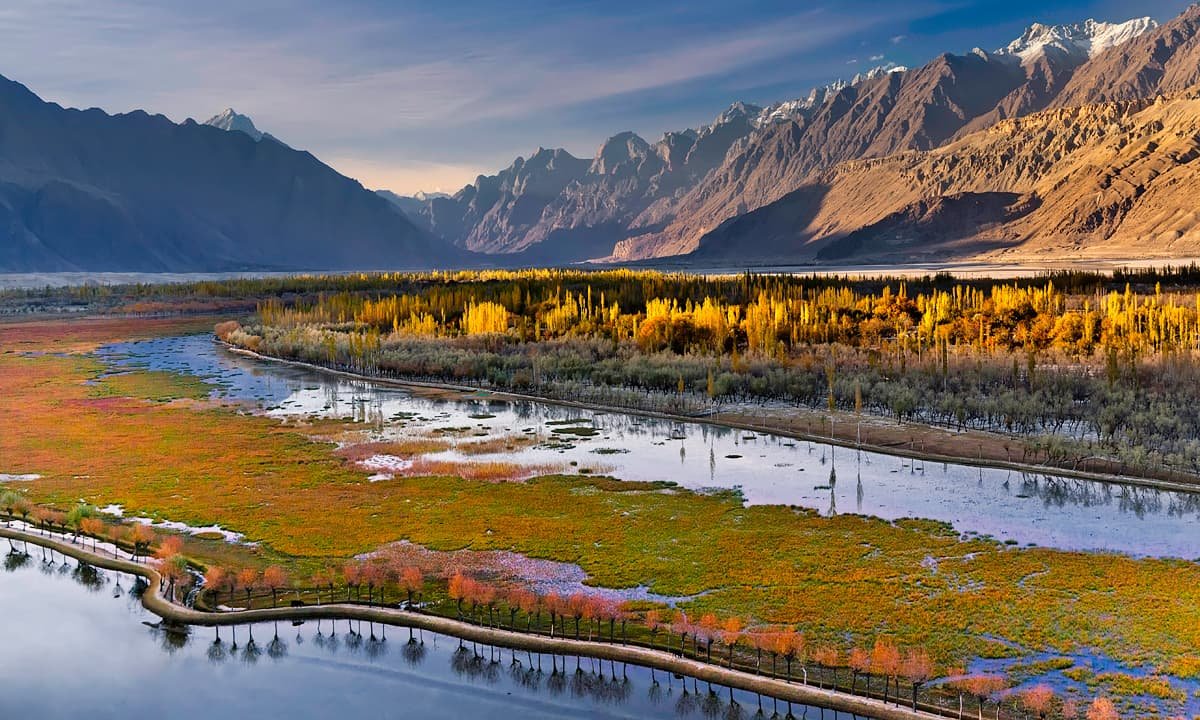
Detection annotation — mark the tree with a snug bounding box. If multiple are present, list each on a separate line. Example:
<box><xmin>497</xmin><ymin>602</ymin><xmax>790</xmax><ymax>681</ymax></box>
<box><xmin>204</xmin><ymin>566</ymin><xmax>229</xmax><ymax>605</ymax></box>
<box><xmin>1087</xmin><ymin>697</ymin><xmax>1119</xmax><ymax>720</ymax></box>
<box><xmin>698</xmin><ymin>613</ymin><xmax>720</xmax><ymax>661</ymax></box>
<box><xmin>671</xmin><ymin>611</ymin><xmax>690</xmax><ymax>658</ymax></box>
<box><xmin>128</xmin><ymin>524</ymin><xmax>155</xmax><ymax>563</ymax></box>
<box><xmin>310</xmin><ymin>570</ymin><xmax>331</xmax><ymax>605</ymax></box>
<box><xmin>1021</xmin><ymin>685</ymin><xmax>1055</xmax><ymax>720</ymax></box>
<box><xmin>901</xmin><ymin>648</ymin><xmax>934</xmax><ymax>710</ymax></box>
<box><xmin>79</xmin><ymin>517</ymin><xmax>106</xmax><ymax>552</ymax></box>
<box><xmin>448</xmin><ymin>572</ymin><xmax>468</xmax><ymax>617</ymax></box>
<box><xmin>812</xmin><ymin>646</ymin><xmax>841</xmax><ymax>689</ymax></box>
<box><xmin>568</xmin><ymin>592</ymin><xmax>586</xmax><ymax>639</ymax></box>
<box><xmin>645</xmin><ymin>609</ymin><xmax>663</xmax><ymax>649</ymax></box>
<box><xmin>237</xmin><ymin>568</ymin><xmax>259</xmax><ymax>606</ymax></box>
<box><xmin>871</xmin><ymin>639</ymin><xmax>901</xmax><ymax>704</ymax></box>
<box><xmin>154</xmin><ymin>535</ymin><xmax>184</xmax><ymax>561</ymax></box>
<box><xmin>400</xmin><ymin>567</ymin><xmax>423</xmax><ymax>607</ymax></box>
<box><xmin>720</xmin><ymin>616</ymin><xmax>744</xmax><ymax>667</ymax></box>
<box><xmin>848</xmin><ymin>647</ymin><xmax>870</xmax><ymax>695</ymax></box>
<box><xmin>344</xmin><ymin>562</ymin><xmax>363</xmax><ymax>601</ymax></box>
<box><xmin>545</xmin><ymin>592</ymin><xmax>562</xmax><ymax>636</ymax></box>
<box><xmin>957</xmin><ymin>674</ymin><xmax>1008</xmax><ymax>720</ymax></box>
<box><xmin>65</xmin><ymin>503</ymin><xmax>96</xmax><ymax>542</ymax></box>
<box><xmin>262</xmin><ymin>565</ymin><xmax>288</xmax><ymax>607</ymax></box>
<box><xmin>773</xmin><ymin>630</ymin><xmax>803</xmax><ymax>683</ymax></box>
<box><xmin>159</xmin><ymin>555</ymin><xmax>192</xmax><ymax>602</ymax></box>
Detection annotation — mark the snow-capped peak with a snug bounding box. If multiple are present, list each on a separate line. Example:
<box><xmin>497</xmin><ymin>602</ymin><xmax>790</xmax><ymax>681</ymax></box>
<box><xmin>203</xmin><ymin>108</ymin><xmax>265</xmax><ymax>141</ymax></box>
<box><xmin>754</xmin><ymin>62</ymin><xmax>907</xmax><ymax>127</ymax></box>
<box><xmin>995</xmin><ymin>16</ymin><xmax>1157</xmax><ymax>64</ymax></box>
<box><xmin>410</xmin><ymin>190</ymin><xmax>449</xmax><ymax>202</ymax></box>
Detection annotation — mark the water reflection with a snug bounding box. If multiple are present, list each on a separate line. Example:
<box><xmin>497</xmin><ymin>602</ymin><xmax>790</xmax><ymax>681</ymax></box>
<box><xmin>92</xmin><ymin>334</ymin><xmax>1200</xmax><ymax>559</ymax></box>
<box><xmin>0</xmin><ymin>559</ymin><xmax>863</xmax><ymax>720</ymax></box>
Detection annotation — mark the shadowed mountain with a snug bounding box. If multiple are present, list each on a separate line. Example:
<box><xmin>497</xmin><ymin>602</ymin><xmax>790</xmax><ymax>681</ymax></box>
<box><xmin>0</xmin><ymin>76</ymin><xmax>467</xmax><ymax>272</ymax></box>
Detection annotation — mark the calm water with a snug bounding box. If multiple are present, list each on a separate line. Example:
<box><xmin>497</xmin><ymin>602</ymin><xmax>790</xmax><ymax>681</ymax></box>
<box><xmin>0</xmin><ymin>555</ymin><xmax>838</xmax><ymax>720</ymax></box>
<box><xmin>95</xmin><ymin>334</ymin><xmax>1200</xmax><ymax>560</ymax></box>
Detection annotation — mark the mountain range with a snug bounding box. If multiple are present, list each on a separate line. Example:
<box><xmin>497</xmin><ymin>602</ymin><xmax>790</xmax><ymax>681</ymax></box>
<box><xmin>5</xmin><ymin>6</ymin><xmax>1200</xmax><ymax>271</ymax></box>
<box><xmin>393</xmin><ymin>8</ymin><xmax>1200</xmax><ymax>267</ymax></box>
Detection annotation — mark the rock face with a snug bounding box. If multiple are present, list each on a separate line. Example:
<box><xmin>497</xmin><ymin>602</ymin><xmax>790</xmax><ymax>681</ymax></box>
<box><xmin>0</xmin><ymin>75</ymin><xmax>464</xmax><ymax>272</ymax></box>
<box><xmin>689</xmin><ymin>92</ymin><xmax>1200</xmax><ymax>264</ymax></box>
<box><xmin>411</xmin><ymin>103</ymin><xmax>763</xmax><ymax>263</ymax></box>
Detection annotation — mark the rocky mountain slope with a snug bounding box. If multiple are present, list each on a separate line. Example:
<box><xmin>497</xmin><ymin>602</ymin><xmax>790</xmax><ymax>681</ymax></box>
<box><xmin>613</xmin><ymin>14</ymin><xmax>1163</xmax><ymax>261</ymax></box>
<box><xmin>689</xmin><ymin>91</ymin><xmax>1200</xmax><ymax>263</ymax></box>
<box><xmin>0</xmin><ymin>79</ymin><xmax>464</xmax><ymax>272</ymax></box>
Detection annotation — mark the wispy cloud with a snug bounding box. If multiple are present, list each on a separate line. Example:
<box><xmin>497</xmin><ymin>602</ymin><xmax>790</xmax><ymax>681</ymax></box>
<box><xmin>0</xmin><ymin>0</ymin><xmax>991</xmax><ymax>192</ymax></box>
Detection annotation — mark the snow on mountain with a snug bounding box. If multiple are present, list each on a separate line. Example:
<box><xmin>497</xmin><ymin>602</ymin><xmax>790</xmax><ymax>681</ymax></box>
<box><xmin>754</xmin><ymin>63</ymin><xmax>908</xmax><ymax>127</ymax></box>
<box><xmin>409</xmin><ymin>191</ymin><xmax>449</xmax><ymax>202</ymax></box>
<box><xmin>995</xmin><ymin>16</ymin><xmax>1158</xmax><ymax>64</ymax></box>
<box><xmin>203</xmin><ymin>108</ymin><xmax>265</xmax><ymax>140</ymax></box>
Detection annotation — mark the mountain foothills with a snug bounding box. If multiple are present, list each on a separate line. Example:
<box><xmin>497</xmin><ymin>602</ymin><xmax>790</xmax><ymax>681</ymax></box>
<box><xmin>395</xmin><ymin>6</ymin><xmax>1200</xmax><ymax>266</ymax></box>
<box><xmin>0</xmin><ymin>80</ymin><xmax>463</xmax><ymax>272</ymax></box>
<box><xmin>5</xmin><ymin>6</ymin><xmax>1200</xmax><ymax>271</ymax></box>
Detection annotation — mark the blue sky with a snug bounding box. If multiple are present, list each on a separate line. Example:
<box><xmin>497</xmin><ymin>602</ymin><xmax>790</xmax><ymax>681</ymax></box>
<box><xmin>0</xmin><ymin>0</ymin><xmax>1190</xmax><ymax>194</ymax></box>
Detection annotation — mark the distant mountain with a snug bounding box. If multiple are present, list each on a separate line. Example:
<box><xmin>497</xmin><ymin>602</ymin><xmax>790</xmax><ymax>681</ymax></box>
<box><xmin>0</xmin><ymin>76</ymin><xmax>467</xmax><ymax>272</ymax></box>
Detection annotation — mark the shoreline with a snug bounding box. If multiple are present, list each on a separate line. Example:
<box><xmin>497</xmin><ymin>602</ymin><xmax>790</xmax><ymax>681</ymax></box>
<box><xmin>2</xmin><ymin>525</ymin><xmax>946</xmax><ymax>720</ymax></box>
<box><xmin>222</xmin><ymin>342</ymin><xmax>1200</xmax><ymax>497</ymax></box>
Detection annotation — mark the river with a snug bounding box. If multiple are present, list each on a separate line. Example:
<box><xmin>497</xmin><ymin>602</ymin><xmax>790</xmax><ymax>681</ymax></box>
<box><xmin>94</xmin><ymin>333</ymin><xmax>1200</xmax><ymax>560</ymax></box>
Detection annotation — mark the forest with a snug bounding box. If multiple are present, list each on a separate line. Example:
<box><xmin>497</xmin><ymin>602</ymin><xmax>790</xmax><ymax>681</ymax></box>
<box><xmin>202</xmin><ymin>267</ymin><xmax>1200</xmax><ymax>480</ymax></box>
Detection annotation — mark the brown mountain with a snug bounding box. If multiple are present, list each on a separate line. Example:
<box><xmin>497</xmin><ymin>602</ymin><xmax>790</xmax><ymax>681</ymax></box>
<box><xmin>689</xmin><ymin>92</ymin><xmax>1200</xmax><ymax>264</ymax></box>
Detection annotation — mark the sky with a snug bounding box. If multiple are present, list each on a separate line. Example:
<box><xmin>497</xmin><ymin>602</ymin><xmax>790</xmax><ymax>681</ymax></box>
<box><xmin>0</xmin><ymin>0</ymin><xmax>1191</xmax><ymax>195</ymax></box>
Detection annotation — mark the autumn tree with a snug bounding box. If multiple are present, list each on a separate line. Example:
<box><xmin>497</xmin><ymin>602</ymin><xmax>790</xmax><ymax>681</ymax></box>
<box><xmin>848</xmin><ymin>647</ymin><xmax>870</xmax><ymax>695</ymax></box>
<box><xmin>957</xmin><ymin>674</ymin><xmax>1009</xmax><ymax>720</ymax></box>
<box><xmin>871</xmin><ymin>639</ymin><xmax>901</xmax><ymax>704</ymax></box>
<box><xmin>720</xmin><ymin>616</ymin><xmax>744</xmax><ymax>667</ymax></box>
<box><xmin>79</xmin><ymin>517</ymin><xmax>106</xmax><ymax>552</ymax></box>
<box><xmin>1087</xmin><ymin>697</ymin><xmax>1119</xmax><ymax>720</ymax></box>
<box><xmin>645</xmin><ymin>609</ymin><xmax>663</xmax><ymax>649</ymax></box>
<box><xmin>1021</xmin><ymin>684</ymin><xmax>1055</xmax><ymax>720</ymax></box>
<box><xmin>448</xmin><ymin>572</ymin><xmax>467</xmax><ymax>617</ymax></box>
<box><xmin>262</xmin><ymin>565</ymin><xmax>288</xmax><ymax>607</ymax></box>
<box><xmin>901</xmin><ymin>648</ymin><xmax>934</xmax><ymax>710</ymax></box>
<box><xmin>128</xmin><ymin>524</ymin><xmax>155</xmax><ymax>563</ymax></box>
<box><xmin>400</xmin><ymin>567</ymin><xmax>423</xmax><ymax>607</ymax></box>
<box><xmin>203</xmin><ymin>566</ymin><xmax>229</xmax><ymax>605</ymax></box>
<box><xmin>812</xmin><ymin>646</ymin><xmax>841</xmax><ymax>689</ymax></box>
<box><xmin>237</xmin><ymin>568</ymin><xmax>259</xmax><ymax>606</ymax></box>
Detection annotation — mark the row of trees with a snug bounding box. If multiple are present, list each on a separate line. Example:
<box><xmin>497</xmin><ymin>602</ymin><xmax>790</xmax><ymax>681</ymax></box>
<box><xmin>252</xmin><ymin>274</ymin><xmax>1200</xmax><ymax>358</ymax></box>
